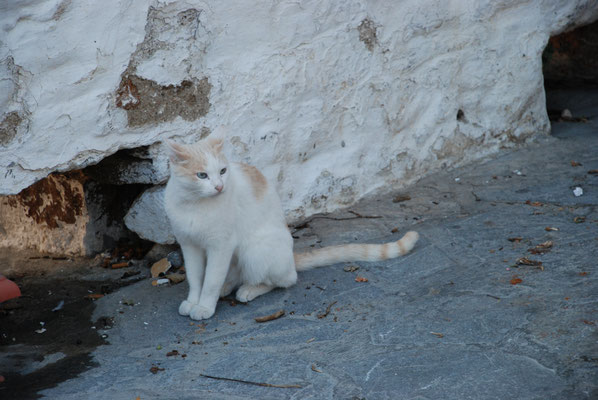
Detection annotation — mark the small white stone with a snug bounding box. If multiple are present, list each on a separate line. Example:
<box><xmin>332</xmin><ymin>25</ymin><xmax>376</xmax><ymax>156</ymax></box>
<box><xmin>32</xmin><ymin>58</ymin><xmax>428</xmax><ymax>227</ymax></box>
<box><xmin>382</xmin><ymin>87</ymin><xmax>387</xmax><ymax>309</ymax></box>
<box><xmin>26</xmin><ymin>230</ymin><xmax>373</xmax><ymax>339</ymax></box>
<box><xmin>573</xmin><ymin>187</ymin><xmax>583</xmax><ymax>197</ymax></box>
<box><xmin>561</xmin><ymin>109</ymin><xmax>573</xmax><ymax>119</ymax></box>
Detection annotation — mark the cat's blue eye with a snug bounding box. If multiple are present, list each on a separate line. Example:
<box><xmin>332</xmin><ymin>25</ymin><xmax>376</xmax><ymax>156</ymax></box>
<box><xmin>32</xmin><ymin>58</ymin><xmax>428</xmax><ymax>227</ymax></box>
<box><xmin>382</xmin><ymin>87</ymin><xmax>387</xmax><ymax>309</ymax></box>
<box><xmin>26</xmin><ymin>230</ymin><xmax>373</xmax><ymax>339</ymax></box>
<box><xmin>197</xmin><ymin>172</ymin><xmax>208</xmax><ymax>179</ymax></box>
<box><xmin>220</xmin><ymin>168</ymin><xmax>227</xmax><ymax>175</ymax></box>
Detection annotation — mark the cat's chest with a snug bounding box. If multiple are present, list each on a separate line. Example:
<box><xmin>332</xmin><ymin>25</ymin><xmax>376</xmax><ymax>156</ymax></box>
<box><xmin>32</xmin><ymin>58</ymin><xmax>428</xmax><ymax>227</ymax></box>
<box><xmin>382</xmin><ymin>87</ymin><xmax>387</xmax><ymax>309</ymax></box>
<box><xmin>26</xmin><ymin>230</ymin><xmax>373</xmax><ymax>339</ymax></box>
<box><xmin>168</xmin><ymin>201</ymin><xmax>234</xmax><ymax>244</ymax></box>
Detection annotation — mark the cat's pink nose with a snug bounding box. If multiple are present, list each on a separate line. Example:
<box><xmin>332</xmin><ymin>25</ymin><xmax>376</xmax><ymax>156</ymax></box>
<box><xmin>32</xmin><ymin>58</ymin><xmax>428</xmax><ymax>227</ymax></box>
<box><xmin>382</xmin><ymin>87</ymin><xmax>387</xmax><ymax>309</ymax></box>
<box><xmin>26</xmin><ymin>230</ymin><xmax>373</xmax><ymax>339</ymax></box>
<box><xmin>215</xmin><ymin>184</ymin><xmax>223</xmax><ymax>192</ymax></box>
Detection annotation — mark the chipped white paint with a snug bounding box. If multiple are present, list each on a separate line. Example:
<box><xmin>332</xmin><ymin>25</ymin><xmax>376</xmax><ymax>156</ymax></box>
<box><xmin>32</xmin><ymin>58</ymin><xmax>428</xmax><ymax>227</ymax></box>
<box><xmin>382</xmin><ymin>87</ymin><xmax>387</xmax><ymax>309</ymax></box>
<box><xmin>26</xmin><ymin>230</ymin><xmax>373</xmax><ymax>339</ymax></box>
<box><xmin>1</xmin><ymin>0</ymin><xmax>598</xmax><ymax>246</ymax></box>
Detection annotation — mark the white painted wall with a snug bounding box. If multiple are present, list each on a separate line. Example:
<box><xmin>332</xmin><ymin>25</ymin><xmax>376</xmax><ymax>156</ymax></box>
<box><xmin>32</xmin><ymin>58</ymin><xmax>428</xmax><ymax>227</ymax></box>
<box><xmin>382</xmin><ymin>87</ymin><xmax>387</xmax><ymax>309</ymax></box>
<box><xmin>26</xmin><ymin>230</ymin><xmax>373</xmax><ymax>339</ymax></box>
<box><xmin>1</xmin><ymin>0</ymin><xmax>597</xmax><ymax>246</ymax></box>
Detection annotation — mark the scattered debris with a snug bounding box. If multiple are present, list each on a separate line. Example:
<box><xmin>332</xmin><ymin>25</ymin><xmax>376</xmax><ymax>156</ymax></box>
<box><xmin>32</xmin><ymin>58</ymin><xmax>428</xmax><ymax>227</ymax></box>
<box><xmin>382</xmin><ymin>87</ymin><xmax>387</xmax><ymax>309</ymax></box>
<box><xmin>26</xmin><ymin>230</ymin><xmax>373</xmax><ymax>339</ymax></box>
<box><xmin>486</xmin><ymin>294</ymin><xmax>501</xmax><ymax>300</ymax></box>
<box><xmin>152</xmin><ymin>278</ymin><xmax>170</xmax><ymax>286</ymax></box>
<box><xmin>582</xmin><ymin>320</ymin><xmax>596</xmax><ymax>326</ymax></box>
<box><xmin>111</xmin><ymin>261</ymin><xmax>130</xmax><ymax>269</ymax></box>
<box><xmin>513</xmin><ymin>170</ymin><xmax>523</xmax><ymax>176</ymax></box>
<box><xmin>545</xmin><ymin>227</ymin><xmax>559</xmax><ymax>231</ymax></box>
<box><xmin>430</xmin><ymin>332</ymin><xmax>444</xmax><ymax>338</ymax></box>
<box><xmin>355</xmin><ymin>276</ymin><xmax>368</xmax><ymax>282</ymax></box>
<box><xmin>166</xmin><ymin>350</ymin><xmax>179</xmax><ymax>357</ymax></box>
<box><xmin>343</xmin><ymin>265</ymin><xmax>359</xmax><ymax>272</ymax></box>
<box><xmin>454</xmin><ymin>178</ymin><xmax>460</xmax><ymax>182</ymax></box>
<box><xmin>165</xmin><ymin>273</ymin><xmax>186</xmax><ymax>284</ymax></box>
<box><xmin>156</xmin><ymin>345</ymin><xmax>162</xmax><ymax>350</ymax></box>
<box><xmin>561</xmin><ymin>109</ymin><xmax>572</xmax><ymax>119</ymax></box>
<box><xmin>573</xmin><ymin>187</ymin><xmax>583</xmax><ymax>197</ymax></box>
<box><xmin>35</xmin><ymin>322</ymin><xmax>46</xmax><ymax>334</ymax></box>
<box><xmin>167</xmin><ymin>250</ymin><xmax>184</xmax><ymax>268</ymax></box>
<box><xmin>515</xmin><ymin>257</ymin><xmax>543</xmax><ymax>270</ymax></box>
<box><xmin>149</xmin><ymin>365</ymin><xmax>165</xmax><ymax>374</ymax></box>
<box><xmin>528</xmin><ymin>241</ymin><xmax>553</xmax><ymax>255</ymax></box>
<box><xmin>151</xmin><ymin>258</ymin><xmax>172</xmax><ymax>278</ymax></box>
<box><xmin>306</xmin><ymin>337</ymin><xmax>315</xmax><ymax>343</ymax></box>
<box><xmin>510</xmin><ymin>277</ymin><xmax>523</xmax><ymax>285</ymax></box>
<box><xmin>317</xmin><ymin>301</ymin><xmax>337</xmax><ymax>319</ymax></box>
<box><xmin>52</xmin><ymin>300</ymin><xmax>64</xmax><ymax>312</ymax></box>
<box><xmin>200</xmin><ymin>373</ymin><xmax>301</xmax><ymax>389</ymax></box>
<box><xmin>570</xmin><ymin>161</ymin><xmax>582</xmax><ymax>167</ymax></box>
<box><xmin>574</xmin><ymin>216</ymin><xmax>586</xmax><ymax>224</ymax></box>
<box><xmin>525</xmin><ymin>200</ymin><xmax>543</xmax><ymax>207</ymax></box>
<box><xmin>392</xmin><ymin>194</ymin><xmax>411</xmax><ymax>203</ymax></box>
<box><xmin>588</xmin><ymin>169</ymin><xmax>598</xmax><ymax>175</ymax></box>
<box><xmin>255</xmin><ymin>310</ymin><xmax>285</xmax><ymax>323</ymax></box>
<box><xmin>121</xmin><ymin>270</ymin><xmax>141</xmax><ymax>279</ymax></box>
<box><xmin>391</xmin><ymin>227</ymin><xmax>399</xmax><ymax>233</ymax></box>
<box><xmin>579</xmin><ymin>272</ymin><xmax>588</xmax><ymax>276</ymax></box>
<box><xmin>85</xmin><ymin>293</ymin><xmax>104</xmax><ymax>300</ymax></box>
<box><xmin>508</xmin><ymin>237</ymin><xmax>523</xmax><ymax>243</ymax></box>
<box><xmin>311</xmin><ymin>364</ymin><xmax>323</xmax><ymax>373</ymax></box>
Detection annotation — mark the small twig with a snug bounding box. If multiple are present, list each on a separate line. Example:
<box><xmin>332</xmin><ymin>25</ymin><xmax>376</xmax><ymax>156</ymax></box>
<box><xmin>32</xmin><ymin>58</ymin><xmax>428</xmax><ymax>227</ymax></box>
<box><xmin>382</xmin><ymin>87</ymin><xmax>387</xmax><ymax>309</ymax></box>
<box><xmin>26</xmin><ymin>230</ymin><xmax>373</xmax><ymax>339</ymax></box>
<box><xmin>255</xmin><ymin>310</ymin><xmax>285</xmax><ymax>323</ymax></box>
<box><xmin>200</xmin><ymin>374</ymin><xmax>301</xmax><ymax>389</ymax></box>
<box><xmin>317</xmin><ymin>300</ymin><xmax>337</xmax><ymax>319</ymax></box>
<box><xmin>291</xmin><ymin>211</ymin><xmax>382</xmax><ymax>232</ymax></box>
<box><xmin>486</xmin><ymin>294</ymin><xmax>501</xmax><ymax>300</ymax></box>
<box><xmin>347</xmin><ymin>210</ymin><xmax>382</xmax><ymax>219</ymax></box>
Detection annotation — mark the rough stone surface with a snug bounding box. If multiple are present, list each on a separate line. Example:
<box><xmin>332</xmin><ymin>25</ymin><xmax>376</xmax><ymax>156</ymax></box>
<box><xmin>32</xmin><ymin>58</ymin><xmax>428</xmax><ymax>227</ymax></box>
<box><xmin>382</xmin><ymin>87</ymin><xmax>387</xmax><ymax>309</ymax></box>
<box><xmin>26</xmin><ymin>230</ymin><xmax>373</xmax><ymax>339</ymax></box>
<box><xmin>2</xmin><ymin>1</ymin><xmax>598</xmax><ymax>236</ymax></box>
<box><xmin>124</xmin><ymin>185</ymin><xmax>175</xmax><ymax>244</ymax></box>
<box><xmin>0</xmin><ymin>171</ymin><xmax>148</xmax><ymax>255</ymax></box>
<box><xmin>13</xmin><ymin>94</ymin><xmax>593</xmax><ymax>399</ymax></box>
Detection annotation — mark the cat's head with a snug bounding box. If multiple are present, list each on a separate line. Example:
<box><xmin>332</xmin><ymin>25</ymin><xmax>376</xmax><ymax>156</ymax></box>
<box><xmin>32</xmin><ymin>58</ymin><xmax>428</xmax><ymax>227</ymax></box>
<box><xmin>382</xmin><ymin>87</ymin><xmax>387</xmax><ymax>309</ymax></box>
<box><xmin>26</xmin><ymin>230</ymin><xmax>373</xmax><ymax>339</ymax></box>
<box><xmin>165</xmin><ymin>138</ymin><xmax>229</xmax><ymax>198</ymax></box>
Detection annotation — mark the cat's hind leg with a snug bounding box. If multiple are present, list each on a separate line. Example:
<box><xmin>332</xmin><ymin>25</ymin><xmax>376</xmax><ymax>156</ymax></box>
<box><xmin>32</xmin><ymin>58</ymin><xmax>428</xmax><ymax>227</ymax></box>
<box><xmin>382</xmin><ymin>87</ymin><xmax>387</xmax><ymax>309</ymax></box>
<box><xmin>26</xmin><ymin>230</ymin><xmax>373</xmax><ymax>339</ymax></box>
<box><xmin>236</xmin><ymin>283</ymin><xmax>274</xmax><ymax>303</ymax></box>
<box><xmin>235</xmin><ymin>236</ymin><xmax>296</xmax><ymax>303</ymax></box>
<box><xmin>220</xmin><ymin>262</ymin><xmax>241</xmax><ymax>298</ymax></box>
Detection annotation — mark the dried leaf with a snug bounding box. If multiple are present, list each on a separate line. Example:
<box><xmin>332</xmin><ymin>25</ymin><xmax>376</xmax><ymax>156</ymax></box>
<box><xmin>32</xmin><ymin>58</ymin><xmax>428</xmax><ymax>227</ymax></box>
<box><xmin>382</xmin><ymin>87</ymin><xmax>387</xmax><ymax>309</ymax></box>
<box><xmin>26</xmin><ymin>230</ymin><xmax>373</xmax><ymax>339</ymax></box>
<box><xmin>85</xmin><ymin>293</ymin><xmax>104</xmax><ymax>300</ymax></box>
<box><xmin>516</xmin><ymin>257</ymin><xmax>543</xmax><ymax>270</ymax></box>
<box><xmin>508</xmin><ymin>237</ymin><xmax>523</xmax><ymax>243</ymax></box>
<box><xmin>574</xmin><ymin>216</ymin><xmax>586</xmax><ymax>224</ymax></box>
<box><xmin>528</xmin><ymin>241</ymin><xmax>553</xmax><ymax>254</ymax></box>
<box><xmin>588</xmin><ymin>169</ymin><xmax>598</xmax><ymax>175</ymax></box>
<box><xmin>149</xmin><ymin>365</ymin><xmax>165</xmax><ymax>374</ymax></box>
<box><xmin>545</xmin><ymin>227</ymin><xmax>559</xmax><ymax>231</ymax></box>
<box><xmin>311</xmin><ymin>364</ymin><xmax>322</xmax><ymax>373</ymax></box>
<box><xmin>570</xmin><ymin>160</ymin><xmax>582</xmax><ymax>167</ymax></box>
<box><xmin>255</xmin><ymin>310</ymin><xmax>285</xmax><ymax>323</ymax></box>
<box><xmin>391</xmin><ymin>227</ymin><xmax>399</xmax><ymax>233</ymax></box>
<box><xmin>392</xmin><ymin>194</ymin><xmax>411</xmax><ymax>203</ymax></box>
<box><xmin>430</xmin><ymin>332</ymin><xmax>444</xmax><ymax>338</ymax></box>
<box><xmin>151</xmin><ymin>258</ymin><xmax>172</xmax><ymax>278</ymax></box>
<box><xmin>165</xmin><ymin>273</ymin><xmax>186</xmax><ymax>284</ymax></box>
<box><xmin>166</xmin><ymin>350</ymin><xmax>179</xmax><ymax>357</ymax></box>
<box><xmin>525</xmin><ymin>200</ymin><xmax>543</xmax><ymax>207</ymax></box>
<box><xmin>510</xmin><ymin>277</ymin><xmax>523</xmax><ymax>285</ymax></box>
<box><xmin>579</xmin><ymin>272</ymin><xmax>588</xmax><ymax>276</ymax></box>
<box><xmin>355</xmin><ymin>276</ymin><xmax>368</xmax><ymax>282</ymax></box>
<box><xmin>111</xmin><ymin>261</ymin><xmax>130</xmax><ymax>269</ymax></box>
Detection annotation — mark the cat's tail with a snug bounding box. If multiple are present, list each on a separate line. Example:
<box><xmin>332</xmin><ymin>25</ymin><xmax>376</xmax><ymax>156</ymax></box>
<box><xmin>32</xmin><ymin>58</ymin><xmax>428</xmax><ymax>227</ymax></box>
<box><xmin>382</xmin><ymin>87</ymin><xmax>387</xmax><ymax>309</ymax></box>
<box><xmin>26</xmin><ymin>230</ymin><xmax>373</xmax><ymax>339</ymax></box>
<box><xmin>294</xmin><ymin>231</ymin><xmax>419</xmax><ymax>272</ymax></box>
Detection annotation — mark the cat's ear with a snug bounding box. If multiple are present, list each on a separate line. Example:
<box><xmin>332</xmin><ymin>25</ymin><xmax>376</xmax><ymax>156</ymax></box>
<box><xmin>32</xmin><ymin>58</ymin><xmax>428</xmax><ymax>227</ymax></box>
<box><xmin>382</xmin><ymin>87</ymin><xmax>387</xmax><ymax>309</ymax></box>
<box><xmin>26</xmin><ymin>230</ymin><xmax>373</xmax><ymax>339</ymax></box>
<box><xmin>208</xmin><ymin>138</ymin><xmax>224</xmax><ymax>153</ymax></box>
<box><xmin>164</xmin><ymin>140</ymin><xmax>190</xmax><ymax>164</ymax></box>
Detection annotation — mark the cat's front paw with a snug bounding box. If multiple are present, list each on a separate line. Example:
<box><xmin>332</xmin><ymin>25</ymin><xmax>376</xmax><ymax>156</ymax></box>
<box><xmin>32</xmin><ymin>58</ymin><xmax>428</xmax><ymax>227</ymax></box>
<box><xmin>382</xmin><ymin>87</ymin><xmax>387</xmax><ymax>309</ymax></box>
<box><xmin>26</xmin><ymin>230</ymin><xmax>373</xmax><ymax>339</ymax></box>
<box><xmin>189</xmin><ymin>304</ymin><xmax>215</xmax><ymax>320</ymax></box>
<box><xmin>179</xmin><ymin>300</ymin><xmax>196</xmax><ymax>316</ymax></box>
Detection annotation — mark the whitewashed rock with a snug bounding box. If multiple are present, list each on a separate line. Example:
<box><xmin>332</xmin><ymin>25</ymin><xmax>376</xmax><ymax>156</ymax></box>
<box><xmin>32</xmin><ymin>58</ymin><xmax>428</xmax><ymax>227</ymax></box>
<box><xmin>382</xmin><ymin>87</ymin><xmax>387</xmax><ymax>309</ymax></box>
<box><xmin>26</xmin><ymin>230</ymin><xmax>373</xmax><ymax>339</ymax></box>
<box><xmin>2</xmin><ymin>0</ymin><xmax>598</xmax><ymax>247</ymax></box>
<box><xmin>124</xmin><ymin>186</ymin><xmax>175</xmax><ymax>244</ymax></box>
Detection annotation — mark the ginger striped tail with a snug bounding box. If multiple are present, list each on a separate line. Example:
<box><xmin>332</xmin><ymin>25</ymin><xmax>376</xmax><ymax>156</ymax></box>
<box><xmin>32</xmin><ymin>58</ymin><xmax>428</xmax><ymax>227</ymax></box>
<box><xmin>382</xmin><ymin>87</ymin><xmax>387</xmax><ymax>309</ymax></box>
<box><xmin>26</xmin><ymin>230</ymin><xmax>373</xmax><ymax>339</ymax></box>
<box><xmin>294</xmin><ymin>231</ymin><xmax>419</xmax><ymax>272</ymax></box>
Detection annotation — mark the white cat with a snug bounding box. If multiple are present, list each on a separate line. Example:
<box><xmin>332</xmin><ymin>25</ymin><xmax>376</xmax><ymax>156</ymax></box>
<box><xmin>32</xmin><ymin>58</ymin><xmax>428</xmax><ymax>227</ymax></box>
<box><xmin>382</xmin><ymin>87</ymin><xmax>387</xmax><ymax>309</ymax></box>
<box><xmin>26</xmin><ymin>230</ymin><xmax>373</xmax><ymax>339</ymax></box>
<box><xmin>164</xmin><ymin>137</ymin><xmax>419</xmax><ymax>320</ymax></box>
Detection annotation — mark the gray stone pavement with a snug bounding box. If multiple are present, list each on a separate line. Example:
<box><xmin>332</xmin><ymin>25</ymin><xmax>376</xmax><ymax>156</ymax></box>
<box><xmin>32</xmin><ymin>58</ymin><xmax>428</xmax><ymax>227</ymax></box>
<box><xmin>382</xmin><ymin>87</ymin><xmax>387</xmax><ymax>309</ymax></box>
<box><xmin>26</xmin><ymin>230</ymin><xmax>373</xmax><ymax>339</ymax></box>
<box><xmin>33</xmin><ymin>97</ymin><xmax>598</xmax><ymax>399</ymax></box>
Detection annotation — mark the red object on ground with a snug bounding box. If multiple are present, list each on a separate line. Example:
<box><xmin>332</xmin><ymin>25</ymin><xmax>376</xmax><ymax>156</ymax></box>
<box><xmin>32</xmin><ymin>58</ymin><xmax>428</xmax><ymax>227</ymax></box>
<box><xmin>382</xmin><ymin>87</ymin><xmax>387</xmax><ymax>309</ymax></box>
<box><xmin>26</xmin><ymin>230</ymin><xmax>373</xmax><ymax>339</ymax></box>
<box><xmin>0</xmin><ymin>275</ymin><xmax>21</xmax><ymax>302</ymax></box>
